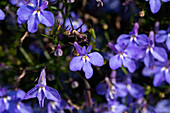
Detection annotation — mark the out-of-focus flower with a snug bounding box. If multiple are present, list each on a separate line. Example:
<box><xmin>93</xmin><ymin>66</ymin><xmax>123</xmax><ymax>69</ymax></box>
<box><xmin>152</xmin><ymin>61</ymin><xmax>170</xmax><ymax>86</ymax></box>
<box><xmin>8</xmin><ymin>89</ymin><xmax>33</xmax><ymax>113</ymax></box>
<box><xmin>24</xmin><ymin>68</ymin><xmax>61</xmax><ymax>107</ymax></box>
<box><xmin>54</xmin><ymin>44</ymin><xmax>63</xmax><ymax>56</ymax></box>
<box><xmin>146</xmin><ymin>0</ymin><xmax>170</xmax><ymax>14</ymax></box>
<box><xmin>0</xmin><ymin>9</ymin><xmax>5</xmax><ymax>20</ymax></box>
<box><xmin>108</xmin><ymin>42</ymin><xmax>142</xmax><ymax>73</ymax></box>
<box><xmin>70</xmin><ymin>42</ymin><xmax>104</xmax><ymax>79</ymax></box>
<box><xmin>65</xmin><ymin>12</ymin><xmax>87</xmax><ymax>32</ymax></box>
<box><xmin>155</xmin><ymin>28</ymin><xmax>170</xmax><ymax>51</ymax></box>
<box><xmin>9</xmin><ymin>0</ymin><xmax>26</xmax><ymax>7</ymax></box>
<box><xmin>67</xmin><ymin>0</ymin><xmax>75</xmax><ymax>3</ymax></box>
<box><xmin>17</xmin><ymin>0</ymin><xmax>55</xmax><ymax>33</ymax></box>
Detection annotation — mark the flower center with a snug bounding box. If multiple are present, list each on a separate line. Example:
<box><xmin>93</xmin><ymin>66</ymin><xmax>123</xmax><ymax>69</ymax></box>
<box><xmin>82</xmin><ymin>56</ymin><xmax>90</xmax><ymax>63</ymax></box>
<box><xmin>161</xmin><ymin>66</ymin><xmax>169</xmax><ymax>73</ymax></box>
<box><xmin>130</xmin><ymin>35</ymin><xmax>137</xmax><ymax>42</ymax></box>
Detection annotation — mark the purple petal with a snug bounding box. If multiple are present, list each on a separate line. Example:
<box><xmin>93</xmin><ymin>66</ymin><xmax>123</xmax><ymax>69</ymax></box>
<box><xmin>153</xmin><ymin>72</ymin><xmax>165</xmax><ymax>86</ymax></box>
<box><xmin>136</xmin><ymin>34</ymin><xmax>149</xmax><ymax>46</ymax></box>
<box><xmin>83</xmin><ymin>62</ymin><xmax>93</xmax><ymax>79</ymax></box>
<box><xmin>124</xmin><ymin>46</ymin><xmax>143</xmax><ymax>59</ymax></box>
<box><xmin>152</xmin><ymin>47</ymin><xmax>167</xmax><ymax>62</ymax></box>
<box><xmin>27</xmin><ymin>14</ymin><xmax>40</xmax><ymax>33</ymax></box>
<box><xmin>45</xmin><ymin>86</ymin><xmax>61</xmax><ymax>102</ymax></box>
<box><xmin>17</xmin><ymin>5</ymin><xmax>34</xmax><ymax>21</ymax></box>
<box><xmin>166</xmin><ymin>37</ymin><xmax>170</xmax><ymax>51</ymax></box>
<box><xmin>86</xmin><ymin>45</ymin><xmax>92</xmax><ymax>54</ymax></box>
<box><xmin>115</xmin><ymin>83</ymin><xmax>128</xmax><ymax>97</ymax></box>
<box><xmin>165</xmin><ymin>71</ymin><xmax>170</xmax><ymax>84</ymax></box>
<box><xmin>38</xmin><ymin>68</ymin><xmax>46</xmax><ymax>85</ymax></box>
<box><xmin>38</xmin><ymin>10</ymin><xmax>54</xmax><ymax>27</ymax></box>
<box><xmin>88</xmin><ymin>52</ymin><xmax>104</xmax><ymax>66</ymax></box>
<box><xmin>96</xmin><ymin>83</ymin><xmax>107</xmax><ymax>95</ymax></box>
<box><xmin>109</xmin><ymin>55</ymin><xmax>122</xmax><ymax>70</ymax></box>
<box><xmin>74</xmin><ymin>42</ymin><xmax>82</xmax><ymax>55</ymax></box>
<box><xmin>37</xmin><ymin>88</ymin><xmax>45</xmax><ymax>108</ymax></box>
<box><xmin>69</xmin><ymin>56</ymin><xmax>84</xmax><ymax>71</ymax></box>
<box><xmin>149</xmin><ymin>0</ymin><xmax>161</xmax><ymax>13</ymax></box>
<box><xmin>122</xmin><ymin>57</ymin><xmax>136</xmax><ymax>73</ymax></box>
<box><xmin>117</xmin><ymin>34</ymin><xmax>130</xmax><ymax>46</ymax></box>
<box><xmin>40</xmin><ymin>1</ymin><xmax>48</xmax><ymax>10</ymax></box>
<box><xmin>82</xmin><ymin>46</ymin><xmax>86</xmax><ymax>55</ymax></box>
<box><xmin>127</xmin><ymin>83</ymin><xmax>144</xmax><ymax>98</ymax></box>
<box><xmin>144</xmin><ymin>52</ymin><xmax>155</xmax><ymax>68</ymax></box>
<box><xmin>155</xmin><ymin>30</ymin><xmax>167</xmax><ymax>43</ymax></box>
<box><xmin>0</xmin><ymin>9</ymin><xmax>5</xmax><ymax>20</ymax></box>
<box><xmin>24</xmin><ymin>86</ymin><xmax>38</xmax><ymax>100</ymax></box>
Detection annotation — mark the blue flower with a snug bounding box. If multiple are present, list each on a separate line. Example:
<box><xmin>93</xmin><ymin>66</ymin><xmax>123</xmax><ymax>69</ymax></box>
<box><xmin>108</xmin><ymin>42</ymin><xmax>142</xmax><ymax>73</ymax></box>
<box><xmin>152</xmin><ymin>61</ymin><xmax>170</xmax><ymax>86</ymax></box>
<box><xmin>8</xmin><ymin>89</ymin><xmax>33</xmax><ymax>113</ymax></box>
<box><xmin>24</xmin><ymin>68</ymin><xmax>61</xmax><ymax>108</ymax></box>
<box><xmin>0</xmin><ymin>9</ymin><xmax>5</xmax><ymax>20</ymax></box>
<box><xmin>117</xmin><ymin>23</ymin><xmax>149</xmax><ymax>47</ymax></box>
<box><xmin>142</xmin><ymin>31</ymin><xmax>167</xmax><ymax>68</ymax></box>
<box><xmin>17</xmin><ymin>0</ymin><xmax>55</xmax><ymax>33</ymax></box>
<box><xmin>69</xmin><ymin>42</ymin><xmax>104</xmax><ymax>79</ymax></box>
<box><xmin>9</xmin><ymin>0</ymin><xmax>26</xmax><ymax>7</ymax></box>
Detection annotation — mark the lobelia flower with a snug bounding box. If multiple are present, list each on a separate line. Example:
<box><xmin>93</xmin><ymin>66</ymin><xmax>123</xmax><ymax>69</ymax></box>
<box><xmin>9</xmin><ymin>0</ymin><xmax>26</xmax><ymax>7</ymax></box>
<box><xmin>0</xmin><ymin>9</ymin><xmax>5</xmax><ymax>20</ymax></box>
<box><xmin>0</xmin><ymin>88</ymin><xmax>11</xmax><ymax>112</ymax></box>
<box><xmin>17</xmin><ymin>0</ymin><xmax>55</xmax><ymax>33</ymax></box>
<box><xmin>145</xmin><ymin>0</ymin><xmax>170</xmax><ymax>14</ymax></box>
<box><xmin>108</xmin><ymin>100</ymin><xmax>128</xmax><ymax>113</ymax></box>
<box><xmin>108</xmin><ymin>42</ymin><xmax>142</xmax><ymax>73</ymax></box>
<box><xmin>117</xmin><ymin>23</ymin><xmax>149</xmax><ymax>47</ymax></box>
<box><xmin>69</xmin><ymin>42</ymin><xmax>104</xmax><ymax>79</ymax></box>
<box><xmin>8</xmin><ymin>89</ymin><xmax>33</xmax><ymax>113</ymax></box>
<box><xmin>155</xmin><ymin>28</ymin><xmax>170</xmax><ymax>51</ymax></box>
<box><xmin>24</xmin><ymin>68</ymin><xmax>61</xmax><ymax>107</ymax></box>
<box><xmin>152</xmin><ymin>61</ymin><xmax>170</xmax><ymax>86</ymax></box>
<box><xmin>65</xmin><ymin>12</ymin><xmax>87</xmax><ymax>32</ymax></box>
<box><xmin>54</xmin><ymin>44</ymin><xmax>63</xmax><ymax>56</ymax></box>
<box><xmin>142</xmin><ymin>31</ymin><xmax>167</xmax><ymax>68</ymax></box>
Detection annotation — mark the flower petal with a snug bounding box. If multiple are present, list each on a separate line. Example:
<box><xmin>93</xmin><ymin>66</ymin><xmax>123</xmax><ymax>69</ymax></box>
<box><xmin>165</xmin><ymin>71</ymin><xmax>170</xmax><ymax>84</ymax></box>
<box><xmin>166</xmin><ymin>37</ymin><xmax>170</xmax><ymax>51</ymax></box>
<box><xmin>17</xmin><ymin>5</ymin><xmax>34</xmax><ymax>21</ymax></box>
<box><xmin>24</xmin><ymin>86</ymin><xmax>38</xmax><ymax>100</ymax></box>
<box><xmin>122</xmin><ymin>57</ymin><xmax>136</xmax><ymax>73</ymax></box>
<box><xmin>124</xmin><ymin>46</ymin><xmax>143</xmax><ymax>59</ymax></box>
<box><xmin>86</xmin><ymin>45</ymin><xmax>92</xmax><ymax>54</ymax></box>
<box><xmin>152</xmin><ymin>47</ymin><xmax>167</xmax><ymax>62</ymax></box>
<box><xmin>144</xmin><ymin>52</ymin><xmax>154</xmax><ymax>68</ymax></box>
<box><xmin>109</xmin><ymin>54</ymin><xmax>122</xmax><ymax>70</ymax></box>
<box><xmin>27</xmin><ymin>14</ymin><xmax>40</xmax><ymax>33</ymax></box>
<box><xmin>153</xmin><ymin>72</ymin><xmax>165</xmax><ymax>87</ymax></box>
<box><xmin>155</xmin><ymin>30</ymin><xmax>168</xmax><ymax>43</ymax></box>
<box><xmin>83</xmin><ymin>62</ymin><xmax>93</xmax><ymax>79</ymax></box>
<box><xmin>136</xmin><ymin>34</ymin><xmax>149</xmax><ymax>46</ymax></box>
<box><xmin>149</xmin><ymin>0</ymin><xmax>161</xmax><ymax>13</ymax></box>
<box><xmin>88</xmin><ymin>52</ymin><xmax>104</xmax><ymax>66</ymax></box>
<box><xmin>45</xmin><ymin>86</ymin><xmax>61</xmax><ymax>102</ymax></box>
<box><xmin>70</xmin><ymin>56</ymin><xmax>84</xmax><ymax>71</ymax></box>
<box><xmin>37</xmin><ymin>88</ymin><xmax>45</xmax><ymax>108</ymax></box>
<box><xmin>0</xmin><ymin>9</ymin><xmax>5</xmax><ymax>20</ymax></box>
<box><xmin>117</xmin><ymin>34</ymin><xmax>130</xmax><ymax>46</ymax></box>
<box><xmin>127</xmin><ymin>83</ymin><xmax>144</xmax><ymax>99</ymax></box>
<box><xmin>115</xmin><ymin>83</ymin><xmax>128</xmax><ymax>97</ymax></box>
<box><xmin>38</xmin><ymin>10</ymin><xmax>54</xmax><ymax>27</ymax></box>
